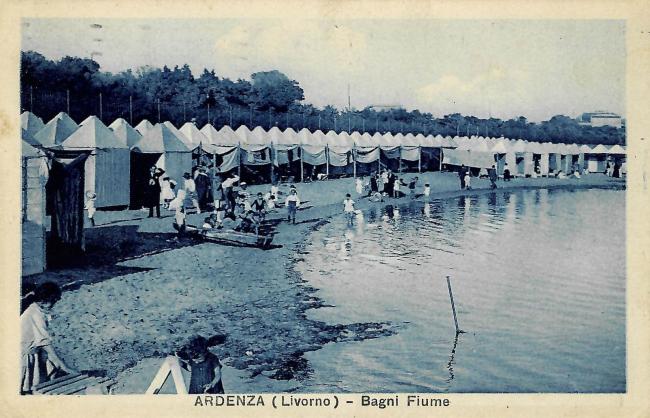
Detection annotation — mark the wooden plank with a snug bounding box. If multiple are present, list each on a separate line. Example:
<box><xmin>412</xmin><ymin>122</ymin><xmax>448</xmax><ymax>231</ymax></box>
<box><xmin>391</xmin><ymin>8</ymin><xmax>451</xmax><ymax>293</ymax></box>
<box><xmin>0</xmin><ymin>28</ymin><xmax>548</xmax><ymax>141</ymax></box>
<box><xmin>34</xmin><ymin>374</ymin><xmax>89</xmax><ymax>394</ymax></box>
<box><xmin>32</xmin><ymin>373</ymin><xmax>82</xmax><ymax>392</ymax></box>
<box><xmin>49</xmin><ymin>376</ymin><xmax>98</xmax><ymax>395</ymax></box>
<box><xmin>59</xmin><ymin>377</ymin><xmax>115</xmax><ymax>395</ymax></box>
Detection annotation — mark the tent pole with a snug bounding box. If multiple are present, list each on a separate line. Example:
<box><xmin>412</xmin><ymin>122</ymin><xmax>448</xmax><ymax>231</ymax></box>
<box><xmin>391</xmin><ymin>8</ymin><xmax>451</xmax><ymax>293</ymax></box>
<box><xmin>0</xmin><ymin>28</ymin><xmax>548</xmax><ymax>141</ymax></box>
<box><xmin>237</xmin><ymin>142</ymin><xmax>242</xmax><ymax>179</ymax></box>
<box><xmin>418</xmin><ymin>146</ymin><xmax>421</xmax><ymax>173</ymax></box>
<box><xmin>270</xmin><ymin>143</ymin><xmax>275</xmax><ymax>185</ymax></box>
<box><xmin>398</xmin><ymin>146</ymin><xmax>402</xmax><ymax>173</ymax></box>
<box><xmin>325</xmin><ymin>144</ymin><xmax>330</xmax><ymax>178</ymax></box>
<box><xmin>300</xmin><ymin>145</ymin><xmax>304</xmax><ymax>183</ymax></box>
<box><xmin>439</xmin><ymin>147</ymin><xmax>443</xmax><ymax>172</ymax></box>
<box><xmin>353</xmin><ymin>145</ymin><xmax>357</xmax><ymax>179</ymax></box>
<box><xmin>378</xmin><ymin>148</ymin><xmax>381</xmax><ymax>173</ymax></box>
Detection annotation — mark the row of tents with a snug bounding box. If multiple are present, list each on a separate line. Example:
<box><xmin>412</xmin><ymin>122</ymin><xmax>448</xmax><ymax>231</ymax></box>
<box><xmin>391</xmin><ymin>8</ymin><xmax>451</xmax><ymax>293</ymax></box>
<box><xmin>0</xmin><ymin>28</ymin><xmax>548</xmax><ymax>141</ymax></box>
<box><xmin>21</xmin><ymin>111</ymin><xmax>627</xmax><ymax>209</ymax></box>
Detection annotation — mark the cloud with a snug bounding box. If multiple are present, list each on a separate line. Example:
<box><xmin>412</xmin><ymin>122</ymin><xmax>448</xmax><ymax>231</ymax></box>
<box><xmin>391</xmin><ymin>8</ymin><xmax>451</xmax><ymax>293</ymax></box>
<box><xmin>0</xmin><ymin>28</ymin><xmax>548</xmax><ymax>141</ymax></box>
<box><xmin>213</xmin><ymin>21</ymin><xmax>368</xmax><ymax>79</ymax></box>
<box><xmin>415</xmin><ymin>66</ymin><xmax>531</xmax><ymax>118</ymax></box>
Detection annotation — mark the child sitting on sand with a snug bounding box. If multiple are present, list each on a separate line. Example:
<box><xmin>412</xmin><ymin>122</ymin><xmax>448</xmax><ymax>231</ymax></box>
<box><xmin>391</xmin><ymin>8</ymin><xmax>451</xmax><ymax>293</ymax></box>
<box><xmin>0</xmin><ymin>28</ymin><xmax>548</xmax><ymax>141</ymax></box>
<box><xmin>285</xmin><ymin>188</ymin><xmax>301</xmax><ymax>224</ymax></box>
<box><xmin>84</xmin><ymin>191</ymin><xmax>97</xmax><ymax>227</ymax></box>
<box><xmin>343</xmin><ymin>193</ymin><xmax>356</xmax><ymax>226</ymax></box>
<box><xmin>177</xmin><ymin>335</ymin><xmax>224</xmax><ymax>394</ymax></box>
<box><xmin>234</xmin><ymin>210</ymin><xmax>256</xmax><ymax>233</ymax></box>
<box><xmin>251</xmin><ymin>192</ymin><xmax>267</xmax><ymax>221</ymax></box>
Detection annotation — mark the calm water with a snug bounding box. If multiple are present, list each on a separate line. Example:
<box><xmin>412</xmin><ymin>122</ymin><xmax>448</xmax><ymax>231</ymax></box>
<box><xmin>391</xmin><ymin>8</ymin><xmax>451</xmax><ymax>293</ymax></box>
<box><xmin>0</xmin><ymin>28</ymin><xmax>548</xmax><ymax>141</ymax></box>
<box><xmin>294</xmin><ymin>188</ymin><xmax>625</xmax><ymax>393</ymax></box>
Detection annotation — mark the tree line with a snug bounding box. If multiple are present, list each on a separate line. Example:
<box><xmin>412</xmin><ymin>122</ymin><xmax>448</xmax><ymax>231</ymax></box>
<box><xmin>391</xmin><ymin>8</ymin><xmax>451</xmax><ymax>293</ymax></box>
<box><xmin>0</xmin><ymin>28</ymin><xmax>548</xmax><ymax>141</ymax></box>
<box><xmin>20</xmin><ymin>51</ymin><xmax>625</xmax><ymax>145</ymax></box>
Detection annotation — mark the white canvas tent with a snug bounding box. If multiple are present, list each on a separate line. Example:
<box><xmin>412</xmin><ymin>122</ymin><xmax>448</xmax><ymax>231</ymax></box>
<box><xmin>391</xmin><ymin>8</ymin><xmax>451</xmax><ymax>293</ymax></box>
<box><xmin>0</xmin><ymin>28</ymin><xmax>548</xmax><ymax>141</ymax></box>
<box><xmin>21</xmin><ymin>111</ymin><xmax>45</xmax><ymax>139</ymax></box>
<box><xmin>131</xmin><ymin>123</ymin><xmax>192</xmax><ymax>189</ymax></box>
<box><xmin>135</xmin><ymin>119</ymin><xmax>154</xmax><ymax>136</ymax></box>
<box><xmin>22</xmin><ymin>138</ymin><xmax>49</xmax><ymax>276</ymax></box>
<box><xmin>34</xmin><ymin>112</ymin><xmax>79</xmax><ymax>147</ymax></box>
<box><xmin>60</xmin><ymin>116</ymin><xmax>131</xmax><ymax>208</ymax></box>
<box><xmin>109</xmin><ymin>118</ymin><xmax>142</xmax><ymax>148</ymax></box>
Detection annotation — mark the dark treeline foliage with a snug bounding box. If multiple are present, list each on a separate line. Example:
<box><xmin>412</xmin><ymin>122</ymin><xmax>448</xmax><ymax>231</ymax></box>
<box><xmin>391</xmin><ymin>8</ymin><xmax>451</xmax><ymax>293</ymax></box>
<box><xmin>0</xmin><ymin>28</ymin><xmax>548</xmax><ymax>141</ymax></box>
<box><xmin>21</xmin><ymin>51</ymin><xmax>625</xmax><ymax>145</ymax></box>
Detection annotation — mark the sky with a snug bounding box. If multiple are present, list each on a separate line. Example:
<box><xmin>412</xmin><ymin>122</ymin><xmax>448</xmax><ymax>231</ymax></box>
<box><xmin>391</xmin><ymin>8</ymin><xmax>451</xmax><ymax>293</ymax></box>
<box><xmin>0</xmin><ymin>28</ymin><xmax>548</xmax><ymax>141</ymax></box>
<box><xmin>22</xmin><ymin>19</ymin><xmax>625</xmax><ymax>122</ymax></box>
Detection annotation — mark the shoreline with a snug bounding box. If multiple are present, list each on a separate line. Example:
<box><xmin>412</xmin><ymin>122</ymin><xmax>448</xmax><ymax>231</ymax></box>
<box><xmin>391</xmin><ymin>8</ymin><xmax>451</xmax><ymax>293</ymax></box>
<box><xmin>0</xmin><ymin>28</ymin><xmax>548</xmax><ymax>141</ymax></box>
<box><xmin>30</xmin><ymin>173</ymin><xmax>625</xmax><ymax>393</ymax></box>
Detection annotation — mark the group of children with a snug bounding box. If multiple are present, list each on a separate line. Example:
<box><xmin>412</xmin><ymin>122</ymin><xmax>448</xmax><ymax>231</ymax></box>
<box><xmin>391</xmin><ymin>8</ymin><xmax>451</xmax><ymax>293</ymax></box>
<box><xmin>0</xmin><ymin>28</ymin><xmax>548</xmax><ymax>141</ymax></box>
<box><xmin>356</xmin><ymin>173</ymin><xmax>431</xmax><ymax>201</ymax></box>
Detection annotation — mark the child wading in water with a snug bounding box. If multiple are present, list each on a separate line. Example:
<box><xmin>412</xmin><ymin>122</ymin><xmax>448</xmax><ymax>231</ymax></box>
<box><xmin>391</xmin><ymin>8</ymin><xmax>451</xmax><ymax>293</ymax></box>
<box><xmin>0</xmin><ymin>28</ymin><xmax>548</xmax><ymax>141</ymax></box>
<box><xmin>84</xmin><ymin>191</ymin><xmax>96</xmax><ymax>226</ymax></box>
<box><xmin>285</xmin><ymin>188</ymin><xmax>301</xmax><ymax>224</ymax></box>
<box><xmin>178</xmin><ymin>335</ymin><xmax>224</xmax><ymax>394</ymax></box>
<box><xmin>464</xmin><ymin>170</ymin><xmax>472</xmax><ymax>190</ymax></box>
<box><xmin>423</xmin><ymin>183</ymin><xmax>431</xmax><ymax>200</ymax></box>
<box><xmin>343</xmin><ymin>193</ymin><xmax>356</xmax><ymax>226</ymax></box>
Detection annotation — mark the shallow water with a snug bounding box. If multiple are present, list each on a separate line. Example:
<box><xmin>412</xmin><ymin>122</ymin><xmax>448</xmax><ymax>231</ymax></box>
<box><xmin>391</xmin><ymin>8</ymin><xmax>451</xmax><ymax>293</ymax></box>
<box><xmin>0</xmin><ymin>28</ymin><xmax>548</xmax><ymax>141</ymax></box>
<box><xmin>294</xmin><ymin>188</ymin><xmax>625</xmax><ymax>393</ymax></box>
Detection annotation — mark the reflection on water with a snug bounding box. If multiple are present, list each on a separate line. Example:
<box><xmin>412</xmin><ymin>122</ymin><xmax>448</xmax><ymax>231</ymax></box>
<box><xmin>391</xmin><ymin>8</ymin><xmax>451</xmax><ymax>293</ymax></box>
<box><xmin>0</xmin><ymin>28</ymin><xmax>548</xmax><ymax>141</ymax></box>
<box><xmin>295</xmin><ymin>188</ymin><xmax>625</xmax><ymax>393</ymax></box>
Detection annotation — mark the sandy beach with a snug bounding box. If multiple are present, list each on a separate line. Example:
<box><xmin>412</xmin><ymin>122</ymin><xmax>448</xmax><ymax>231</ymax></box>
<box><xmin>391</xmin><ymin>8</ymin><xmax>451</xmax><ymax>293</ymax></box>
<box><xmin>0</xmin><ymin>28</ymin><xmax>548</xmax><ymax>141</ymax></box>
<box><xmin>24</xmin><ymin>171</ymin><xmax>625</xmax><ymax>393</ymax></box>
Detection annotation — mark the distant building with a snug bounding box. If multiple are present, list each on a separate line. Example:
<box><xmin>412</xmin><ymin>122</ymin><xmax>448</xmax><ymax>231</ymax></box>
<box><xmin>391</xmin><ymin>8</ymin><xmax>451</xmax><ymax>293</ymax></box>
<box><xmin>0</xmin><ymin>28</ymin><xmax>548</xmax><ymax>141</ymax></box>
<box><xmin>579</xmin><ymin>112</ymin><xmax>623</xmax><ymax>128</ymax></box>
<box><xmin>368</xmin><ymin>105</ymin><xmax>403</xmax><ymax>112</ymax></box>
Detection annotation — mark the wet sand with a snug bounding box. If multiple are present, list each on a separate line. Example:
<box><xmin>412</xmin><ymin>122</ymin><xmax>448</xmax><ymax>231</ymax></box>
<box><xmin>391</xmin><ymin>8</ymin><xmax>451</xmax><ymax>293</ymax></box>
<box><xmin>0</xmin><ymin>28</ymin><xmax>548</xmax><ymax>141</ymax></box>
<box><xmin>25</xmin><ymin>172</ymin><xmax>625</xmax><ymax>393</ymax></box>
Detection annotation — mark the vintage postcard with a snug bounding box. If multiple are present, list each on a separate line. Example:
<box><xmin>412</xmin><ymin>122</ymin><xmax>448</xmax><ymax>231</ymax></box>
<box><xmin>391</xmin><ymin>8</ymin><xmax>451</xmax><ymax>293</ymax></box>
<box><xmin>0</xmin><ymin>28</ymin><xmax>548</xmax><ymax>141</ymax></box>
<box><xmin>1</xmin><ymin>0</ymin><xmax>648</xmax><ymax>417</ymax></box>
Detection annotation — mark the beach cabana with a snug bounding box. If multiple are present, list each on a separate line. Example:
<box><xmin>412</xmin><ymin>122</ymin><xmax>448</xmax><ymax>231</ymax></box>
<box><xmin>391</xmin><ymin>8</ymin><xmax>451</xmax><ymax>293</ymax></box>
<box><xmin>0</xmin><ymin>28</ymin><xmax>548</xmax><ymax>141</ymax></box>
<box><xmin>299</xmin><ymin>128</ymin><xmax>328</xmax><ymax>180</ymax></box>
<box><xmin>379</xmin><ymin>132</ymin><xmax>401</xmax><ymax>172</ymax></box>
<box><xmin>59</xmin><ymin>116</ymin><xmax>131</xmax><ymax>208</ymax></box>
<box><xmin>327</xmin><ymin>131</ymin><xmax>354</xmax><ymax>177</ymax></box>
<box><xmin>22</xmin><ymin>139</ymin><xmax>49</xmax><ymax>276</ymax></box>
<box><xmin>607</xmin><ymin>144</ymin><xmax>626</xmax><ymax>176</ymax></box>
<box><xmin>179</xmin><ymin>122</ymin><xmax>217</xmax><ymax>168</ymax></box>
<box><xmin>34</xmin><ymin>112</ymin><xmax>79</xmax><ymax>147</ymax></box>
<box><xmin>489</xmin><ymin>141</ymin><xmax>510</xmax><ymax>175</ymax></box>
<box><xmin>417</xmin><ymin>134</ymin><xmax>440</xmax><ymax>172</ymax></box>
<box><xmin>400</xmin><ymin>133</ymin><xmax>421</xmax><ymax>172</ymax></box>
<box><xmin>269</xmin><ymin>126</ymin><xmax>300</xmax><ymax>181</ymax></box>
<box><xmin>586</xmin><ymin>144</ymin><xmax>609</xmax><ymax>173</ymax></box>
<box><xmin>180</xmin><ymin>122</ymin><xmax>212</xmax><ymax>152</ymax></box>
<box><xmin>578</xmin><ymin>144</ymin><xmax>592</xmax><ymax>171</ymax></box>
<box><xmin>201</xmin><ymin>125</ymin><xmax>240</xmax><ymax>173</ymax></box>
<box><xmin>130</xmin><ymin>123</ymin><xmax>191</xmax><ymax>208</ymax></box>
<box><xmin>22</xmin><ymin>128</ymin><xmax>41</xmax><ymax>147</ymax></box>
<box><xmin>235</xmin><ymin>125</ymin><xmax>271</xmax><ymax>184</ymax></box>
<box><xmin>353</xmin><ymin>132</ymin><xmax>380</xmax><ymax>176</ymax></box>
<box><xmin>21</xmin><ymin>111</ymin><xmax>45</xmax><ymax>139</ymax></box>
<box><xmin>527</xmin><ymin>141</ymin><xmax>550</xmax><ymax>176</ymax></box>
<box><xmin>511</xmin><ymin>140</ymin><xmax>534</xmax><ymax>176</ymax></box>
<box><xmin>109</xmin><ymin>118</ymin><xmax>142</xmax><ymax>148</ymax></box>
<box><xmin>135</xmin><ymin>119</ymin><xmax>154</xmax><ymax>136</ymax></box>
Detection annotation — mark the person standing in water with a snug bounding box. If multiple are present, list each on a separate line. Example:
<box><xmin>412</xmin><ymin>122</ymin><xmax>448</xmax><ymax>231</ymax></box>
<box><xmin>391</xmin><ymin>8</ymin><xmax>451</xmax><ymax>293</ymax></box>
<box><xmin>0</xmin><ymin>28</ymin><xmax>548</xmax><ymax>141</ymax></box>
<box><xmin>343</xmin><ymin>193</ymin><xmax>356</xmax><ymax>226</ymax></box>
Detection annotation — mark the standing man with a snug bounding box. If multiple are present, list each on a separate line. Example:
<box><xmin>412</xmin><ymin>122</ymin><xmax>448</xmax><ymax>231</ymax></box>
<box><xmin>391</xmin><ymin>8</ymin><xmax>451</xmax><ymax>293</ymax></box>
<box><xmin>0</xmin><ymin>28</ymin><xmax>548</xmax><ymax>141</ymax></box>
<box><xmin>459</xmin><ymin>164</ymin><xmax>467</xmax><ymax>190</ymax></box>
<box><xmin>221</xmin><ymin>172</ymin><xmax>240</xmax><ymax>218</ymax></box>
<box><xmin>146</xmin><ymin>166</ymin><xmax>165</xmax><ymax>218</ymax></box>
<box><xmin>195</xmin><ymin>166</ymin><xmax>213</xmax><ymax>212</ymax></box>
<box><xmin>367</xmin><ymin>172</ymin><xmax>378</xmax><ymax>197</ymax></box>
<box><xmin>489</xmin><ymin>165</ymin><xmax>498</xmax><ymax>189</ymax></box>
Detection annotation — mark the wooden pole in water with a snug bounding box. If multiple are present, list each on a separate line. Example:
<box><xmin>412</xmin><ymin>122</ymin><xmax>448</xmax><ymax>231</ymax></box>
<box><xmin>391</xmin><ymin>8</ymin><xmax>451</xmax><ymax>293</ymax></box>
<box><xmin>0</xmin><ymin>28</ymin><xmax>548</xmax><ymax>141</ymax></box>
<box><xmin>446</xmin><ymin>275</ymin><xmax>461</xmax><ymax>334</ymax></box>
